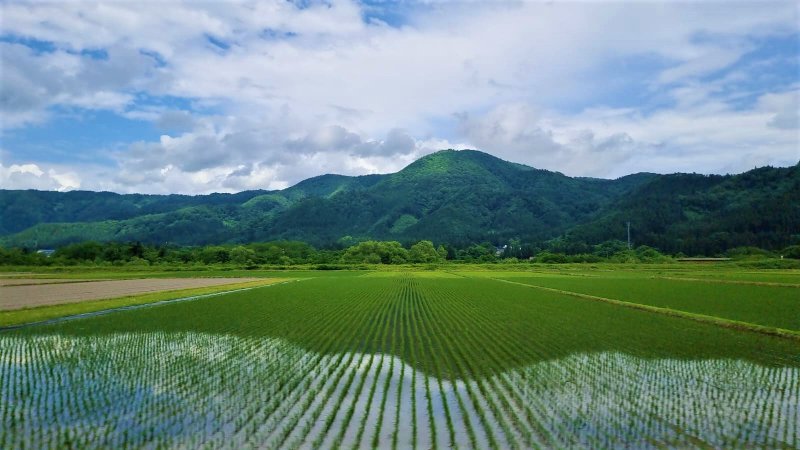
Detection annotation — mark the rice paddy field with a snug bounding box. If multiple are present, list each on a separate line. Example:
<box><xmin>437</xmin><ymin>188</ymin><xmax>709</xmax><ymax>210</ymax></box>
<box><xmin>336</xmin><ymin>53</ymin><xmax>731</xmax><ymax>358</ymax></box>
<box><xmin>1</xmin><ymin>267</ymin><xmax>799</xmax><ymax>449</ymax></box>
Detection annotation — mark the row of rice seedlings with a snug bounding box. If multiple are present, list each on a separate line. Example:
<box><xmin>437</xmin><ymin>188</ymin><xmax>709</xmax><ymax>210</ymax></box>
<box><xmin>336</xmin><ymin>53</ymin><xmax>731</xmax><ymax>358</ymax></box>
<box><xmin>434</xmin><ymin>280</ymin><xmax>792</xmax><ymax>445</ymax></box>
<box><xmin>370</xmin><ymin>275</ymin><xmax>404</xmax><ymax>449</ymax></box>
<box><xmin>426</xmin><ymin>283</ymin><xmax>528</xmax><ymax>449</ymax></box>
<box><xmin>388</xmin><ymin>278</ymin><xmax>416</xmax><ymax>448</ymax></box>
<box><xmin>2</xmin><ymin>275</ymin><xmax>798</xmax><ymax>449</ymax></box>
<box><xmin>407</xmin><ymin>277</ymin><xmax>455</xmax><ymax>449</ymax></box>
<box><xmin>413</xmin><ymin>281</ymin><xmax>506</xmax><ymax>449</ymax></box>
<box><xmin>0</xmin><ymin>332</ymin><xmax>308</xmax><ymax>448</ymax></box>
<box><xmin>508</xmin><ymin>352</ymin><xmax>799</xmax><ymax>448</ymax></box>
<box><xmin>265</xmin><ymin>296</ymin><xmax>369</xmax><ymax>447</ymax></box>
<box><xmin>333</xmin><ymin>283</ymin><xmax>399</xmax><ymax>449</ymax></box>
<box><xmin>285</xmin><ymin>285</ymin><xmax>391</xmax><ymax>449</ymax></box>
<box><xmin>1</xmin><ymin>281</ymin><xmax>374</xmax><ymax>448</ymax></box>
<box><xmin>312</xmin><ymin>286</ymin><xmax>397</xmax><ymax>449</ymax></box>
<box><xmin>352</xmin><ymin>280</ymin><xmax>402</xmax><ymax>449</ymax></box>
<box><xmin>415</xmin><ymin>295</ymin><xmax>487</xmax><ymax>450</ymax></box>
<box><xmin>248</xmin><ymin>282</ymin><xmax>374</xmax><ymax>447</ymax></box>
<box><xmin>433</xmin><ymin>283</ymin><xmax>589</xmax><ymax>448</ymax></box>
<box><xmin>432</xmin><ymin>284</ymin><xmax>547</xmax><ymax>449</ymax></box>
<box><xmin>404</xmin><ymin>278</ymin><xmax>442</xmax><ymax>449</ymax></box>
<box><xmin>352</xmin><ymin>352</ymin><xmax>386</xmax><ymax>449</ymax></box>
<box><xmin>401</xmin><ymin>278</ymin><xmax>423</xmax><ymax>449</ymax></box>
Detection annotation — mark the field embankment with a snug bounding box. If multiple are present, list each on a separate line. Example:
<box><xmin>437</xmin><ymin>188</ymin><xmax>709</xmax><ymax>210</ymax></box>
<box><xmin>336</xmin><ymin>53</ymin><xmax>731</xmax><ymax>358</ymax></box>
<box><xmin>489</xmin><ymin>273</ymin><xmax>800</xmax><ymax>335</ymax></box>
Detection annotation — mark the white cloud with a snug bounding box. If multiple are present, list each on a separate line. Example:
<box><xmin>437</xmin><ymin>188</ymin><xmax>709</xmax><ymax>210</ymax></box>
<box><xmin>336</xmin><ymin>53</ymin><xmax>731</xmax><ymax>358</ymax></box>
<box><xmin>1</xmin><ymin>0</ymin><xmax>798</xmax><ymax>192</ymax></box>
<box><xmin>95</xmin><ymin>121</ymin><xmax>465</xmax><ymax>193</ymax></box>
<box><xmin>0</xmin><ymin>42</ymin><xmax>158</xmax><ymax>128</ymax></box>
<box><xmin>456</xmin><ymin>84</ymin><xmax>800</xmax><ymax>178</ymax></box>
<box><xmin>761</xmin><ymin>89</ymin><xmax>800</xmax><ymax>130</ymax></box>
<box><xmin>0</xmin><ymin>163</ymin><xmax>81</xmax><ymax>191</ymax></box>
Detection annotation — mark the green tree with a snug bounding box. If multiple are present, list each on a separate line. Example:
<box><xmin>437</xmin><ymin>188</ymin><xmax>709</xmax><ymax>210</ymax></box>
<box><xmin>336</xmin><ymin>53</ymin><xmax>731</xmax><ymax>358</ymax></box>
<box><xmin>408</xmin><ymin>240</ymin><xmax>442</xmax><ymax>263</ymax></box>
<box><xmin>199</xmin><ymin>246</ymin><xmax>230</xmax><ymax>264</ymax></box>
<box><xmin>230</xmin><ymin>246</ymin><xmax>257</xmax><ymax>265</ymax></box>
<box><xmin>341</xmin><ymin>241</ymin><xmax>408</xmax><ymax>264</ymax></box>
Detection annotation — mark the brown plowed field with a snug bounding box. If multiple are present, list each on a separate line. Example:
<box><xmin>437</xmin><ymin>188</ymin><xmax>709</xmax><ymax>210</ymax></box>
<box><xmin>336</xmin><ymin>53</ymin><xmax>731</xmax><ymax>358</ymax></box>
<box><xmin>0</xmin><ymin>278</ymin><xmax>263</xmax><ymax>310</ymax></box>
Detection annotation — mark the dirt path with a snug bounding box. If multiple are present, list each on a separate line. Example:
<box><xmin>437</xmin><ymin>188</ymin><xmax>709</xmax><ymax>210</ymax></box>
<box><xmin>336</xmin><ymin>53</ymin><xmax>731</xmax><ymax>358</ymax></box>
<box><xmin>0</xmin><ymin>278</ymin><xmax>264</xmax><ymax>310</ymax></box>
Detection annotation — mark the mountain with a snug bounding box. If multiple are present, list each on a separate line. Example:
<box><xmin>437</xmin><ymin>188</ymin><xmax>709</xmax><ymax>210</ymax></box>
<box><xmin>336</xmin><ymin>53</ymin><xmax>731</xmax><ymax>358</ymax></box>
<box><xmin>566</xmin><ymin>164</ymin><xmax>800</xmax><ymax>254</ymax></box>
<box><xmin>261</xmin><ymin>150</ymin><xmax>656</xmax><ymax>245</ymax></box>
<box><xmin>1</xmin><ymin>150</ymin><xmax>797</xmax><ymax>254</ymax></box>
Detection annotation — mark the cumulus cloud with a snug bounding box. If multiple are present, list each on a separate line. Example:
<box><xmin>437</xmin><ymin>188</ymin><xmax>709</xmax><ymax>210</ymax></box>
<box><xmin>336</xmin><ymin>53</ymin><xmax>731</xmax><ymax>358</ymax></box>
<box><xmin>457</xmin><ymin>104</ymin><xmax>645</xmax><ymax>177</ymax></box>
<box><xmin>0</xmin><ymin>42</ymin><xmax>162</xmax><ymax>128</ymax></box>
<box><xmin>0</xmin><ymin>163</ymin><xmax>81</xmax><ymax>191</ymax></box>
<box><xmin>96</xmin><ymin>121</ymin><xmax>456</xmax><ymax>193</ymax></box>
<box><xmin>1</xmin><ymin>0</ymin><xmax>798</xmax><ymax>192</ymax></box>
<box><xmin>457</xmin><ymin>85</ymin><xmax>800</xmax><ymax>178</ymax></box>
<box><xmin>283</xmin><ymin>125</ymin><xmax>416</xmax><ymax>157</ymax></box>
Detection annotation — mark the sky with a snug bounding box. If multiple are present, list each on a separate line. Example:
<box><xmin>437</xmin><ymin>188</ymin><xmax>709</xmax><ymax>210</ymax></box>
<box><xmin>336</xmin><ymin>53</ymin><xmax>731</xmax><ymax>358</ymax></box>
<box><xmin>1</xmin><ymin>0</ymin><xmax>798</xmax><ymax>194</ymax></box>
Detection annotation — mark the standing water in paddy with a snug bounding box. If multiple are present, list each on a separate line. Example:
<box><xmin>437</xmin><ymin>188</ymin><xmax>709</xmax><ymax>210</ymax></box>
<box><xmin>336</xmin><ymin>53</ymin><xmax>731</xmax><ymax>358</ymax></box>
<box><xmin>1</xmin><ymin>333</ymin><xmax>797</xmax><ymax>449</ymax></box>
<box><xmin>2</xmin><ymin>274</ymin><xmax>799</xmax><ymax>449</ymax></box>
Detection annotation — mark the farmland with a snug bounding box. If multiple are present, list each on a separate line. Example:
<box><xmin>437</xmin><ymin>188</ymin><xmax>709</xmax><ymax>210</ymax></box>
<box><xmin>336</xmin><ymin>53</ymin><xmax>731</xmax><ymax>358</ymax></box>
<box><xmin>0</xmin><ymin>277</ymin><xmax>267</xmax><ymax>310</ymax></box>
<box><xmin>1</xmin><ymin>268</ymin><xmax>798</xmax><ymax>448</ymax></box>
<box><xmin>487</xmin><ymin>272</ymin><xmax>800</xmax><ymax>332</ymax></box>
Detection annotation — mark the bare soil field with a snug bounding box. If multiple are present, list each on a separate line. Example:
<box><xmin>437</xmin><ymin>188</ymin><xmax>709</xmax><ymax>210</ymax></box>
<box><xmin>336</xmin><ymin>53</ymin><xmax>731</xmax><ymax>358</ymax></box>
<box><xmin>0</xmin><ymin>278</ymin><xmax>264</xmax><ymax>310</ymax></box>
<box><xmin>0</xmin><ymin>279</ymin><xmax>101</xmax><ymax>287</ymax></box>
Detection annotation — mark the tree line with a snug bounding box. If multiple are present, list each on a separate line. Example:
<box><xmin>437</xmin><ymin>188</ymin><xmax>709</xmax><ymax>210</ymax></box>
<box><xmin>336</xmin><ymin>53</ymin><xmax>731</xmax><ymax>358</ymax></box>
<box><xmin>2</xmin><ymin>239</ymin><xmax>799</xmax><ymax>267</ymax></box>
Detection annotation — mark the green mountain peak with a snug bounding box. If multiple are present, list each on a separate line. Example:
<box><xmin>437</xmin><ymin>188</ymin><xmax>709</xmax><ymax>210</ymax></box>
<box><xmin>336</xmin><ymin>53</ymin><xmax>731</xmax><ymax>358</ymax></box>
<box><xmin>1</xmin><ymin>150</ymin><xmax>796</xmax><ymax>254</ymax></box>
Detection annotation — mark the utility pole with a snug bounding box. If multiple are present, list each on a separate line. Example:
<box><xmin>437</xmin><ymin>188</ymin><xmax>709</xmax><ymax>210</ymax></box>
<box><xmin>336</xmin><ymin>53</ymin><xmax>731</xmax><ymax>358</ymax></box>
<box><xmin>626</xmin><ymin>221</ymin><xmax>631</xmax><ymax>250</ymax></box>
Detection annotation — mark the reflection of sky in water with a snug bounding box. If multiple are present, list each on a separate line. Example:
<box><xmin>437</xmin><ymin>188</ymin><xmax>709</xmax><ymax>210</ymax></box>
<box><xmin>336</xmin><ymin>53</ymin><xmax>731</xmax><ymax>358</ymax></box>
<box><xmin>1</xmin><ymin>333</ymin><xmax>797</xmax><ymax>449</ymax></box>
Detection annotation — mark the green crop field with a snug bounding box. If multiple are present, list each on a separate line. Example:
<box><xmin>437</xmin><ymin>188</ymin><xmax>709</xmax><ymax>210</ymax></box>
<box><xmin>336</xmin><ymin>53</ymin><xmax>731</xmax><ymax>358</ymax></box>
<box><xmin>489</xmin><ymin>273</ymin><xmax>800</xmax><ymax>332</ymax></box>
<box><xmin>1</xmin><ymin>269</ymin><xmax>798</xmax><ymax>449</ymax></box>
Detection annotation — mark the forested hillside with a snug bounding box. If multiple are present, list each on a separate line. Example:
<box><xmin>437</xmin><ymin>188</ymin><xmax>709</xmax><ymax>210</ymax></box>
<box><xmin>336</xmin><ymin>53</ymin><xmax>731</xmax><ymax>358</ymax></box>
<box><xmin>565</xmin><ymin>164</ymin><xmax>800</xmax><ymax>254</ymax></box>
<box><xmin>1</xmin><ymin>150</ymin><xmax>797</xmax><ymax>254</ymax></box>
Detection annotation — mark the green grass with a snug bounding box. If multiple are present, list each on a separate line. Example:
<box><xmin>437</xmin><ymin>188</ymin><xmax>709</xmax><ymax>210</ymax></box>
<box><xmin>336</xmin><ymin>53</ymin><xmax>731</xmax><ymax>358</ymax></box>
<box><xmin>495</xmin><ymin>274</ymin><xmax>800</xmax><ymax>332</ymax></box>
<box><xmin>0</xmin><ymin>278</ymin><xmax>288</xmax><ymax>328</ymax></box>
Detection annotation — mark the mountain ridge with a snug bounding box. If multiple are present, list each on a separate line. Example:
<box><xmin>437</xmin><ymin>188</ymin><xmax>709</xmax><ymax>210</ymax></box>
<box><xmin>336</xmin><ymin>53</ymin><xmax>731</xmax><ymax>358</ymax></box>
<box><xmin>1</xmin><ymin>150</ymin><xmax>797</xmax><ymax>254</ymax></box>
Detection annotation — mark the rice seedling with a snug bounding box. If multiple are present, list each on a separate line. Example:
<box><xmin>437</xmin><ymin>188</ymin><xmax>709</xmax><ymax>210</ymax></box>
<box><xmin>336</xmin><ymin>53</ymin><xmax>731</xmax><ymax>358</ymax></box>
<box><xmin>1</xmin><ymin>271</ymin><xmax>797</xmax><ymax>449</ymax></box>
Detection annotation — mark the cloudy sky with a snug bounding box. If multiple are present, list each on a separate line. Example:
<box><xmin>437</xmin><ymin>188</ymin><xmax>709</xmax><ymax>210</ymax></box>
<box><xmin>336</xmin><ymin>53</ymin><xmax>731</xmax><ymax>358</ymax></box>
<box><xmin>1</xmin><ymin>0</ymin><xmax>798</xmax><ymax>194</ymax></box>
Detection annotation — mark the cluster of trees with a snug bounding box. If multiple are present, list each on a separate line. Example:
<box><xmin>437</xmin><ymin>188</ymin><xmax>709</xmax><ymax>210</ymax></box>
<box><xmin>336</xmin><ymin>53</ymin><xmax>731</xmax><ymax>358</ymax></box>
<box><xmin>0</xmin><ymin>240</ymin><xmax>445</xmax><ymax>267</ymax></box>
<box><xmin>3</xmin><ymin>239</ymin><xmax>799</xmax><ymax>267</ymax></box>
<box><xmin>341</xmin><ymin>240</ymin><xmax>446</xmax><ymax>264</ymax></box>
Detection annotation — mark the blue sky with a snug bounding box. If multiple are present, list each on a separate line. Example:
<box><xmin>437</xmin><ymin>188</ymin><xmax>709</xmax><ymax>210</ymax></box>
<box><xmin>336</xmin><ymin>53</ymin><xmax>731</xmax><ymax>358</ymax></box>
<box><xmin>1</xmin><ymin>0</ymin><xmax>798</xmax><ymax>194</ymax></box>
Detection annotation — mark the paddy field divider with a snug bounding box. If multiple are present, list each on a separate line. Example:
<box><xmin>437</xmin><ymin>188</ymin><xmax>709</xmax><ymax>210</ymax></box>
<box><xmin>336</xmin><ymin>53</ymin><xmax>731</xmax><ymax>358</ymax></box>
<box><xmin>490</xmin><ymin>278</ymin><xmax>800</xmax><ymax>342</ymax></box>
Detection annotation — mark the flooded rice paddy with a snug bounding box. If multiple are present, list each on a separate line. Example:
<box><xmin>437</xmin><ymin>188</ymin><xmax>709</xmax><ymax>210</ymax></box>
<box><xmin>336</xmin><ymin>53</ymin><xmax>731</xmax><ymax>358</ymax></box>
<box><xmin>1</xmin><ymin>332</ymin><xmax>797</xmax><ymax>449</ymax></box>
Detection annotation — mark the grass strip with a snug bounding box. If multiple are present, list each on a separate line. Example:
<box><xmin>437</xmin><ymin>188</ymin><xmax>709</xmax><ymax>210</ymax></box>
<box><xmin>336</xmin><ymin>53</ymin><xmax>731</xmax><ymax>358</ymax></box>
<box><xmin>492</xmin><ymin>278</ymin><xmax>800</xmax><ymax>342</ymax></box>
<box><xmin>0</xmin><ymin>279</ymin><xmax>289</xmax><ymax>328</ymax></box>
<box><xmin>655</xmin><ymin>276</ymin><xmax>800</xmax><ymax>288</ymax></box>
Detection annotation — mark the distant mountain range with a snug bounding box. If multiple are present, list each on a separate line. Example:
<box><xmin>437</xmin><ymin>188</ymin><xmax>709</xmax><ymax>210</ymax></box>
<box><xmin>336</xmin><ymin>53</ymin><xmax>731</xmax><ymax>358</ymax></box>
<box><xmin>1</xmin><ymin>150</ymin><xmax>798</xmax><ymax>254</ymax></box>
